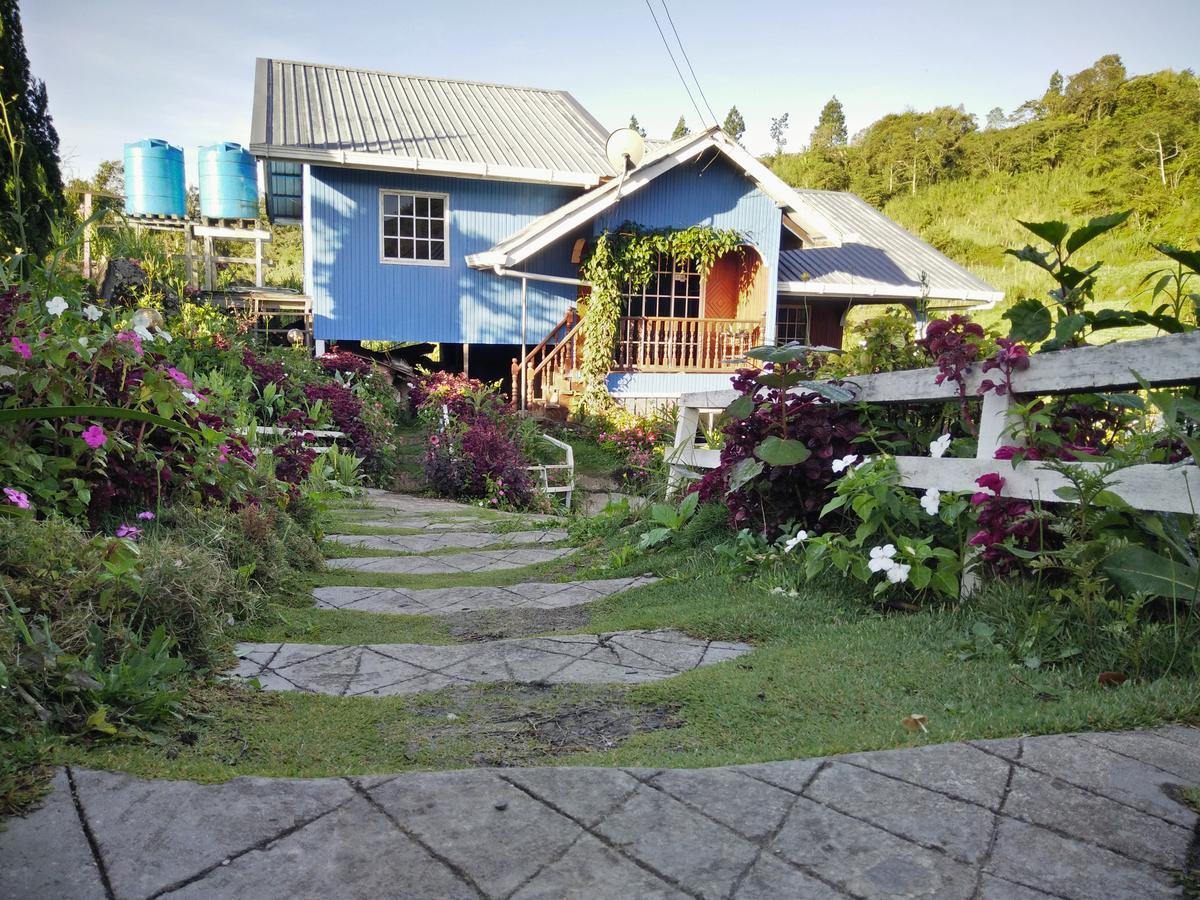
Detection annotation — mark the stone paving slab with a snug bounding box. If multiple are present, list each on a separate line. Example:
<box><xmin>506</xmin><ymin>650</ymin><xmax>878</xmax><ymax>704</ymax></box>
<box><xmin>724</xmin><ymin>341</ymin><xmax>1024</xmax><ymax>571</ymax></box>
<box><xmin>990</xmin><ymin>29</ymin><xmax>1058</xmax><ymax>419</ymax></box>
<box><xmin>7</xmin><ymin>727</ymin><xmax>1196</xmax><ymax>899</ymax></box>
<box><xmin>325</xmin><ymin>546</ymin><xmax>574</xmax><ymax>575</ymax></box>
<box><xmin>314</xmin><ymin>576</ymin><xmax>658</xmax><ymax>614</ymax></box>
<box><xmin>326</xmin><ymin>528</ymin><xmax>568</xmax><ymax>553</ymax></box>
<box><xmin>231</xmin><ymin>629</ymin><xmax>751</xmax><ymax>696</ymax></box>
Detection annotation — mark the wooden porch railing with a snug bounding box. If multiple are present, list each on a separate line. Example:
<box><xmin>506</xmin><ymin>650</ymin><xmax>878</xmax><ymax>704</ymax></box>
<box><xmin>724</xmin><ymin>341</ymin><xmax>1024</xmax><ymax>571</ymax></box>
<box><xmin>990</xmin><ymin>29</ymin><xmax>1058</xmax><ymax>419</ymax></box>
<box><xmin>511</xmin><ymin>307</ymin><xmax>584</xmax><ymax>408</ymax></box>
<box><xmin>615</xmin><ymin>317</ymin><xmax>762</xmax><ymax>372</ymax></box>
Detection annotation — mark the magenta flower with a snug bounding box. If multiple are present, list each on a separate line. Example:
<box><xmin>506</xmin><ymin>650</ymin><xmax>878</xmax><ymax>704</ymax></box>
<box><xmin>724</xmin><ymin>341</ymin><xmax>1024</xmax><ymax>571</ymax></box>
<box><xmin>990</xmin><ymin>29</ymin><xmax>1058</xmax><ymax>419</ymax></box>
<box><xmin>218</xmin><ymin>443</ymin><xmax>231</xmax><ymax>463</ymax></box>
<box><xmin>115</xmin><ymin>524</ymin><xmax>142</xmax><ymax>540</ymax></box>
<box><xmin>10</xmin><ymin>337</ymin><xmax>31</xmax><ymax>360</ymax></box>
<box><xmin>136</xmin><ymin>510</ymin><xmax>156</xmax><ymax>521</ymax></box>
<box><xmin>116</xmin><ymin>330</ymin><xmax>143</xmax><ymax>356</ymax></box>
<box><xmin>82</xmin><ymin>425</ymin><xmax>108</xmax><ymax>449</ymax></box>
<box><xmin>166</xmin><ymin>367</ymin><xmax>193</xmax><ymax>389</ymax></box>
<box><xmin>3</xmin><ymin>487</ymin><xmax>31</xmax><ymax>509</ymax></box>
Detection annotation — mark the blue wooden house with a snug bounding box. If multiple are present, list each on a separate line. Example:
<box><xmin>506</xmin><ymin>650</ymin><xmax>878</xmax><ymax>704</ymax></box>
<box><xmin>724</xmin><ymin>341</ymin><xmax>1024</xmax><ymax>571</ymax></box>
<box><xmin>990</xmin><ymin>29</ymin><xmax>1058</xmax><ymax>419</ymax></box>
<box><xmin>249</xmin><ymin>59</ymin><xmax>1001</xmax><ymax>408</ymax></box>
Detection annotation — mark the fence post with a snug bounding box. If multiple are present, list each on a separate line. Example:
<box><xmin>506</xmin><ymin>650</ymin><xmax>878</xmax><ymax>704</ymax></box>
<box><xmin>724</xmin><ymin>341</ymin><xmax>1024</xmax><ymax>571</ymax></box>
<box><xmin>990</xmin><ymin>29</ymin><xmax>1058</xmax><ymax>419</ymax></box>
<box><xmin>667</xmin><ymin>403</ymin><xmax>701</xmax><ymax>493</ymax></box>
<box><xmin>961</xmin><ymin>389</ymin><xmax>1020</xmax><ymax>597</ymax></box>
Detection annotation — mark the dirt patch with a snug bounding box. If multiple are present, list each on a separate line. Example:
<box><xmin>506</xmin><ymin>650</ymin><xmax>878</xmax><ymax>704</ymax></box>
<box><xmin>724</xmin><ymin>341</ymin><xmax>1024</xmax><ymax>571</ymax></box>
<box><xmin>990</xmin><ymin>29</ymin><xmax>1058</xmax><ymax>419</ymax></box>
<box><xmin>411</xmin><ymin>683</ymin><xmax>682</xmax><ymax>767</ymax></box>
<box><xmin>441</xmin><ymin>606</ymin><xmax>593</xmax><ymax>641</ymax></box>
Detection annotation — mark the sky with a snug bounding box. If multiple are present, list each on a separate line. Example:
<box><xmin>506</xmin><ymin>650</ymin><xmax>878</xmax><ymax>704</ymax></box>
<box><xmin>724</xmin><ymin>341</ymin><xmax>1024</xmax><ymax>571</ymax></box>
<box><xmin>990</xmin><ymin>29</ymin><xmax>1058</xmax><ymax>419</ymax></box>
<box><xmin>23</xmin><ymin>0</ymin><xmax>1200</xmax><ymax>185</ymax></box>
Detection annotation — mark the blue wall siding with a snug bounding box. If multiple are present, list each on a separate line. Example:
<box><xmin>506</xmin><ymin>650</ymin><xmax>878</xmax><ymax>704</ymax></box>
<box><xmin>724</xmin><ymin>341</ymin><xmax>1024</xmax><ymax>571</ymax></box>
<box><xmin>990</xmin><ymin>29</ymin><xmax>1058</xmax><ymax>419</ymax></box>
<box><xmin>606</xmin><ymin>372</ymin><xmax>735</xmax><ymax>396</ymax></box>
<box><xmin>309</xmin><ymin>167</ymin><xmax>581</xmax><ymax>344</ymax></box>
<box><xmin>594</xmin><ymin>155</ymin><xmax>782</xmax><ymax>278</ymax></box>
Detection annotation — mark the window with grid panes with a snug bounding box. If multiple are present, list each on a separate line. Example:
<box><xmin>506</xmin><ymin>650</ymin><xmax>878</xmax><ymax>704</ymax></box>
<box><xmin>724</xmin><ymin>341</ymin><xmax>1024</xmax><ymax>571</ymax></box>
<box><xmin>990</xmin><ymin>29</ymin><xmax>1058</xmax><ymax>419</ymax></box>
<box><xmin>380</xmin><ymin>191</ymin><xmax>447</xmax><ymax>264</ymax></box>
<box><xmin>623</xmin><ymin>253</ymin><xmax>701</xmax><ymax>318</ymax></box>
<box><xmin>775</xmin><ymin>303</ymin><xmax>810</xmax><ymax>344</ymax></box>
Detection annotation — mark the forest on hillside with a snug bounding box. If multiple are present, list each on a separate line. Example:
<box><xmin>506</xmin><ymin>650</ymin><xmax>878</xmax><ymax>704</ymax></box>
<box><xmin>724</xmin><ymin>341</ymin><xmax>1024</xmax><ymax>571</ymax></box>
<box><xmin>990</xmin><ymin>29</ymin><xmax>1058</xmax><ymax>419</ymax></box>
<box><xmin>768</xmin><ymin>55</ymin><xmax>1200</xmax><ymax>325</ymax></box>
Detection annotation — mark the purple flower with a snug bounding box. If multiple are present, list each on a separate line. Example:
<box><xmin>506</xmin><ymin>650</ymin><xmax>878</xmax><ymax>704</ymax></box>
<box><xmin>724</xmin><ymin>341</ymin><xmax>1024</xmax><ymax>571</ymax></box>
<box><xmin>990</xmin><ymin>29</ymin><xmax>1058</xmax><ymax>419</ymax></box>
<box><xmin>166</xmin><ymin>367</ymin><xmax>193</xmax><ymax>389</ymax></box>
<box><xmin>136</xmin><ymin>510</ymin><xmax>156</xmax><ymax>521</ymax></box>
<box><xmin>4</xmin><ymin>487</ymin><xmax>31</xmax><ymax>509</ymax></box>
<box><xmin>10</xmin><ymin>337</ymin><xmax>31</xmax><ymax>360</ymax></box>
<box><xmin>115</xmin><ymin>524</ymin><xmax>142</xmax><ymax>540</ymax></box>
<box><xmin>116</xmin><ymin>330</ymin><xmax>143</xmax><ymax>356</ymax></box>
<box><xmin>82</xmin><ymin>425</ymin><xmax>108</xmax><ymax>449</ymax></box>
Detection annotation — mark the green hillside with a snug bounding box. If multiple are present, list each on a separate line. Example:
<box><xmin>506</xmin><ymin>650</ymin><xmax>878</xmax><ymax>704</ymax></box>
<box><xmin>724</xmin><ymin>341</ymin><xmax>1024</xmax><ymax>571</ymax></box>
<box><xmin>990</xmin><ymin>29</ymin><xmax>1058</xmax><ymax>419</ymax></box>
<box><xmin>770</xmin><ymin>55</ymin><xmax>1200</xmax><ymax>332</ymax></box>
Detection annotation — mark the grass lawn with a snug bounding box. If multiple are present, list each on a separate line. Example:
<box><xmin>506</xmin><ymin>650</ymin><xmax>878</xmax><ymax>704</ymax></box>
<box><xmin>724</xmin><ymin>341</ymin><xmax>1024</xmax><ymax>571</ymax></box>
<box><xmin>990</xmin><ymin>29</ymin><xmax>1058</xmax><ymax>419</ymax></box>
<box><xmin>56</xmin><ymin>504</ymin><xmax>1199</xmax><ymax>781</ymax></box>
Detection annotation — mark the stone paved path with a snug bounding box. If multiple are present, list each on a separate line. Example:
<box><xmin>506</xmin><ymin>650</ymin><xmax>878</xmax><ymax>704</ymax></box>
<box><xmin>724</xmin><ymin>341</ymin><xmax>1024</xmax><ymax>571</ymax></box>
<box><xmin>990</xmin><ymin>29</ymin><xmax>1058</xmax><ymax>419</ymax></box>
<box><xmin>325</xmin><ymin>545</ymin><xmax>575</xmax><ymax>574</ymax></box>
<box><xmin>5</xmin><ymin>727</ymin><xmax>1196</xmax><ymax>899</ymax></box>
<box><xmin>326</xmin><ymin>528</ymin><xmax>568</xmax><ymax>552</ymax></box>
<box><xmin>233</xmin><ymin>630</ymin><xmax>750</xmax><ymax>696</ymax></box>
<box><xmin>314</xmin><ymin>575</ymin><xmax>659</xmax><ymax>614</ymax></box>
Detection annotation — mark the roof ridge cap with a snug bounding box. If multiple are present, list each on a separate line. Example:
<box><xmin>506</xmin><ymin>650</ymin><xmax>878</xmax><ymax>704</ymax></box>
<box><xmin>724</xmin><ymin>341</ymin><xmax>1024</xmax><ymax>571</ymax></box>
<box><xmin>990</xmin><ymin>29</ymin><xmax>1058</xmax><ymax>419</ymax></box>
<box><xmin>265</xmin><ymin>57</ymin><xmax>577</xmax><ymax>97</ymax></box>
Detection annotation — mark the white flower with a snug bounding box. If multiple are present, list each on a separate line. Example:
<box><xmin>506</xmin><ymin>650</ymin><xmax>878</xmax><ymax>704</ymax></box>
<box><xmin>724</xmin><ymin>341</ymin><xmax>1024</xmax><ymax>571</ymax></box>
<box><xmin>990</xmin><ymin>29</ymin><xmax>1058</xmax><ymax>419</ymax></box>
<box><xmin>831</xmin><ymin>453</ymin><xmax>859</xmax><ymax>474</ymax></box>
<box><xmin>783</xmin><ymin>530</ymin><xmax>809</xmax><ymax>552</ymax></box>
<box><xmin>854</xmin><ymin>456</ymin><xmax>873</xmax><ymax>470</ymax></box>
<box><xmin>886</xmin><ymin>563</ymin><xmax>912</xmax><ymax>584</ymax></box>
<box><xmin>769</xmin><ymin>586</ymin><xmax>799</xmax><ymax>597</ymax></box>
<box><xmin>83</xmin><ymin>304</ymin><xmax>103</xmax><ymax>322</ymax></box>
<box><xmin>920</xmin><ymin>488</ymin><xmax>941</xmax><ymax>516</ymax></box>
<box><xmin>930</xmin><ymin>433</ymin><xmax>952</xmax><ymax>459</ymax></box>
<box><xmin>155</xmin><ymin>328</ymin><xmax>173</xmax><ymax>343</ymax></box>
<box><xmin>46</xmin><ymin>296</ymin><xmax>68</xmax><ymax>317</ymax></box>
<box><xmin>182</xmin><ymin>390</ymin><xmax>200</xmax><ymax>405</ymax></box>
<box><xmin>867</xmin><ymin>544</ymin><xmax>897</xmax><ymax>572</ymax></box>
<box><xmin>134</xmin><ymin>325</ymin><xmax>154</xmax><ymax>343</ymax></box>
<box><xmin>78</xmin><ymin>337</ymin><xmax>88</xmax><ymax>348</ymax></box>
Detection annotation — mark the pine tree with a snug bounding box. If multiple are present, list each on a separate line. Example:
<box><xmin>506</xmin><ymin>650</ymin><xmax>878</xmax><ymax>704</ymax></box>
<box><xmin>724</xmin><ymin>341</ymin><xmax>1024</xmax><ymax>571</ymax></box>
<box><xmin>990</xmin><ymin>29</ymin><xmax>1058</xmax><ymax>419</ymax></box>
<box><xmin>810</xmin><ymin>96</ymin><xmax>848</xmax><ymax>149</ymax></box>
<box><xmin>722</xmin><ymin>106</ymin><xmax>745</xmax><ymax>144</ymax></box>
<box><xmin>671</xmin><ymin>115</ymin><xmax>689</xmax><ymax>140</ymax></box>
<box><xmin>0</xmin><ymin>0</ymin><xmax>65</xmax><ymax>259</ymax></box>
<box><xmin>628</xmin><ymin>115</ymin><xmax>647</xmax><ymax>138</ymax></box>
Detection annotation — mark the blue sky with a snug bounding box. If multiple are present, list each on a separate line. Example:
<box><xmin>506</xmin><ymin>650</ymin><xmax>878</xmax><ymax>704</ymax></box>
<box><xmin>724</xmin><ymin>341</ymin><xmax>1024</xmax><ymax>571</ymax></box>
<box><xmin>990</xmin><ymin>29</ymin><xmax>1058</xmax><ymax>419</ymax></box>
<box><xmin>24</xmin><ymin>0</ymin><xmax>1200</xmax><ymax>184</ymax></box>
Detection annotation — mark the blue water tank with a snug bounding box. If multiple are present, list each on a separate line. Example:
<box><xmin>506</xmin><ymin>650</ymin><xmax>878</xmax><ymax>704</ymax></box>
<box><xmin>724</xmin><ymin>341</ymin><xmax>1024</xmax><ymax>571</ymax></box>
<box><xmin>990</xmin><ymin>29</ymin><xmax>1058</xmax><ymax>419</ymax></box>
<box><xmin>266</xmin><ymin>160</ymin><xmax>303</xmax><ymax>222</ymax></box>
<box><xmin>197</xmin><ymin>142</ymin><xmax>259</xmax><ymax>220</ymax></box>
<box><xmin>123</xmin><ymin>139</ymin><xmax>186</xmax><ymax>217</ymax></box>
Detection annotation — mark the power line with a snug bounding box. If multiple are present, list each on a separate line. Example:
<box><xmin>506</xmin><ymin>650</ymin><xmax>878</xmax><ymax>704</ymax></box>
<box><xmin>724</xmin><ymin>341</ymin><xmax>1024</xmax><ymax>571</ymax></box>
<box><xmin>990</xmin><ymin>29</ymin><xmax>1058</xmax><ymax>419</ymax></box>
<box><xmin>659</xmin><ymin>0</ymin><xmax>719</xmax><ymax>128</ymax></box>
<box><xmin>643</xmin><ymin>0</ymin><xmax>706</xmax><ymax>130</ymax></box>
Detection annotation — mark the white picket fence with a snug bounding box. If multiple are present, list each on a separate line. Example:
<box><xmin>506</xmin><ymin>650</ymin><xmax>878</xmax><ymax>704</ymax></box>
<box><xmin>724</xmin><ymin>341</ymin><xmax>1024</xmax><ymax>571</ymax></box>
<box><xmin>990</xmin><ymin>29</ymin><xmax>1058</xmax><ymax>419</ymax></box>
<box><xmin>668</xmin><ymin>331</ymin><xmax>1200</xmax><ymax>515</ymax></box>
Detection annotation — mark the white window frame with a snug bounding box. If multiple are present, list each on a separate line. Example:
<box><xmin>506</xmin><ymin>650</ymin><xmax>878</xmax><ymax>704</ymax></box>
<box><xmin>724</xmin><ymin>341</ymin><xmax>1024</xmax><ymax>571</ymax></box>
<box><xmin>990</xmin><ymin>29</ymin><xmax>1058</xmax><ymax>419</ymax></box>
<box><xmin>379</xmin><ymin>189</ymin><xmax>450</xmax><ymax>267</ymax></box>
<box><xmin>623</xmin><ymin>252</ymin><xmax>706</xmax><ymax>318</ymax></box>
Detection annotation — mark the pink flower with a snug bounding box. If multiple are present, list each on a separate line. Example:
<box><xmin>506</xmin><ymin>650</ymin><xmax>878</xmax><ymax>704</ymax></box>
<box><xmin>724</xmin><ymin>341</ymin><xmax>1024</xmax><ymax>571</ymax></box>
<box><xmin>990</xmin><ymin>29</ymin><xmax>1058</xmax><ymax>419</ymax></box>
<box><xmin>218</xmin><ymin>443</ymin><xmax>230</xmax><ymax>463</ymax></box>
<box><xmin>136</xmin><ymin>510</ymin><xmax>156</xmax><ymax>521</ymax></box>
<box><xmin>115</xmin><ymin>524</ymin><xmax>142</xmax><ymax>540</ymax></box>
<box><xmin>9</xmin><ymin>337</ymin><xmax>31</xmax><ymax>359</ymax></box>
<box><xmin>975</xmin><ymin>472</ymin><xmax>1005</xmax><ymax>495</ymax></box>
<box><xmin>82</xmin><ymin>425</ymin><xmax>108</xmax><ymax>449</ymax></box>
<box><xmin>166</xmin><ymin>367</ymin><xmax>193</xmax><ymax>389</ymax></box>
<box><xmin>4</xmin><ymin>487</ymin><xmax>30</xmax><ymax>509</ymax></box>
<box><xmin>117</xmin><ymin>330</ymin><xmax>143</xmax><ymax>356</ymax></box>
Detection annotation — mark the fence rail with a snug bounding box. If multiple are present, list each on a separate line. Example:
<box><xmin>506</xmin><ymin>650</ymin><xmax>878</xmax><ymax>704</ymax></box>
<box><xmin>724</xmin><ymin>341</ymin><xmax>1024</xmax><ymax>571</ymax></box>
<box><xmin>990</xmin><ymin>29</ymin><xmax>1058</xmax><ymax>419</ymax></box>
<box><xmin>668</xmin><ymin>331</ymin><xmax>1200</xmax><ymax>516</ymax></box>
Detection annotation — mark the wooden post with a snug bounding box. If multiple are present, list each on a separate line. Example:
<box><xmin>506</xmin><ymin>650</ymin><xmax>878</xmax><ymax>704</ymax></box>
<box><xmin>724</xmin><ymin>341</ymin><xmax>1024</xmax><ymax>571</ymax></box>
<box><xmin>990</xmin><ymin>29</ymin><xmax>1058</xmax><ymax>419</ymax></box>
<box><xmin>667</xmin><ymin>404</ymin><xmax>702</xmax><ymax>494</ymax></box>
<box><xmin>254</xmin><ymin>236</ymin><xmax>264</xmax><ymax>287</ymax></box>
<box><xmin>81</xmin><ymin>191</ymin><xmax>93</xmax><ymax>279</ymax></box>
<box><xmin>961</xmin><ymin>388</ymin><xmax>1022</xmax><ymax>598</ymax></box>
<box><xmin>510</xmin><ymin>358</ymin><xmax>520</xmax><ymax>410</ymax></box>
<box><xmin>462</xmin><ymin>343</ymin><xmax>469</xmax><ymax>378</ymax></box>
<box><xmin>203</xmin><ymin>236</ymin><xmax>216</xmax><ymax>291</ymax></box>
<box><xmin>183</xmin><ymin>223</ymin><xmax>196</xmax><ymax>290</ymax></box>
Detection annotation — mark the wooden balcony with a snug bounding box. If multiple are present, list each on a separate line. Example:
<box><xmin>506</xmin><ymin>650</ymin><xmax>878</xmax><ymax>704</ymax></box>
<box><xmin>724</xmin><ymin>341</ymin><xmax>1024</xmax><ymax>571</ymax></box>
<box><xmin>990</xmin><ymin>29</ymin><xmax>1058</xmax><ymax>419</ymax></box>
<box><xmin>614</xmin><ymin>317</ymin><xmax>762</xmax><ymax>372</ymax></box>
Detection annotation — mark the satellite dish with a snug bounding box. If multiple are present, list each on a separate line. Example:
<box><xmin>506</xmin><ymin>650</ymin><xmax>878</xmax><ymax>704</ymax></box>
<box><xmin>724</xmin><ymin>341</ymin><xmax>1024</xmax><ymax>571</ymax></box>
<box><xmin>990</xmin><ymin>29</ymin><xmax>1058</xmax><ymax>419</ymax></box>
<box><xmin>605</xmin><ymin>128</ymin><xmax>645</xmax><ymax>173</ymax></box>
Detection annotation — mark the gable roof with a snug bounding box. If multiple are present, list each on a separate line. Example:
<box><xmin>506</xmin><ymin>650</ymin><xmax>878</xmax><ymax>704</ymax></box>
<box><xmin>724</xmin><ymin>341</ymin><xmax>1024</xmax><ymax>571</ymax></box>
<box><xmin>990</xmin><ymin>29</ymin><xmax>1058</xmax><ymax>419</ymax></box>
<box><xmin>778</xmin><ymin>190</ymin><xmax>1003</xmax><ymax>306</ymax></box>
<box><xmin>466</xmin><ymin>128</ymin><xmax>845</xmax><ymax>270</ymax></box>
<box><xmin>249</xmin><ymin>58</ymin><xmax>614</xmax><ymax>187</ymax></box>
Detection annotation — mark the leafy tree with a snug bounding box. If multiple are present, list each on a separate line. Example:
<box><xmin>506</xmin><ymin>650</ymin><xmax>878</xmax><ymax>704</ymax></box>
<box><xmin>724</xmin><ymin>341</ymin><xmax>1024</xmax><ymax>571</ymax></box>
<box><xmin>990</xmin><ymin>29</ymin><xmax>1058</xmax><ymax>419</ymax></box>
<box><xmin>628</xmin><ymin>115</ymin><xmax>646</xmax><ymax>138</ymax></box>
<box><xmin>810</xmin><ymin>96</ymin><xmax>848</xmax><ymax>149</ymax></box>
<box><xmin>722</xmin><ymin>105</ymin><xmax>745</xmax><ymax>144</ymax></box>
<box><xmin>63</xmin><ymin>159</ymin><xmax>124</xmax><ymax>218</ymax></box>
<box><xmin>985</xmin><ymin>107</ymin><xmax>1008</xmax><ymax>131</ymax></box>
<box><xmin>1063</xmin><ymin>54</ymin><xmax>1126</xmax><ymax>121</ymax></box>
<box><xmin>769</xmin><ymin>113</ymin><xmax>789</xmax><ymax>157</ymax></box>
<box><xmin>671</xmin><ymin>115</ymin><xmax>689</xmax><ymax>140</ymax></box>
<box><xmin>0</xmin><ymin>0</ymin><xmax>65</xmax><ymax>259</ymax></box>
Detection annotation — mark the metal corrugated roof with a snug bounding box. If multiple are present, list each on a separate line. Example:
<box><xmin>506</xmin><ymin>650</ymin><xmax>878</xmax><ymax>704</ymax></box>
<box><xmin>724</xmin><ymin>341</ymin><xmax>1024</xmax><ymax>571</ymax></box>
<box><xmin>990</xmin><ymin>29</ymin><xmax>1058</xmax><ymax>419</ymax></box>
<box><xmin>250</xmin><ymin>58</ymin><xmax>614</xmax><ymax>186</ymax></box>
<box><xmin>778</xmin><ymin>190</ymin><xmax>1003</xmax><ymax>305</ymax></box>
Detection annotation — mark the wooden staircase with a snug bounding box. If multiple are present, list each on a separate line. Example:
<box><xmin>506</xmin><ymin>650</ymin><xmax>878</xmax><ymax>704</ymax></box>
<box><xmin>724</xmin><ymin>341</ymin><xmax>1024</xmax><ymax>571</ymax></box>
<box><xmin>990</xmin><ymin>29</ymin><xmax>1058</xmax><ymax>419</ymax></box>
<box><xmin>511</xmin><ymin>307</ymin><xmax>585</xmax><ymax>417</ymax></box>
